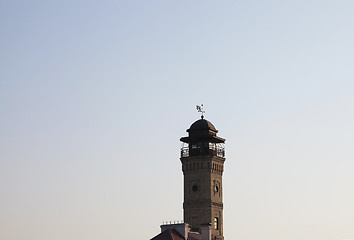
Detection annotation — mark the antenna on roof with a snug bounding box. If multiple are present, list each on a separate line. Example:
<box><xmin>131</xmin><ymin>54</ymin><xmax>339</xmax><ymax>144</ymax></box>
<box><xmin>196</xmin><ymin>104</ymin><xmax>205</xmax><ymax>119</ymax></box>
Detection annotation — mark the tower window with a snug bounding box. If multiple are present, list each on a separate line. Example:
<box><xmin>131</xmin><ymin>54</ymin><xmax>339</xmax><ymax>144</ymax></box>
<box><xmin>214</xmin><ymin>217</ymin><xmax>219</xmax><ymax>230</ymax></box>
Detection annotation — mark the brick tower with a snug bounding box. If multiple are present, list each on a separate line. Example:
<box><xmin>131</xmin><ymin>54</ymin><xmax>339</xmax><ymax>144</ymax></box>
<box><xmin>180</xmin><ymin>116</ymin><xmax>225</xmax><ymax>240</ymax></box>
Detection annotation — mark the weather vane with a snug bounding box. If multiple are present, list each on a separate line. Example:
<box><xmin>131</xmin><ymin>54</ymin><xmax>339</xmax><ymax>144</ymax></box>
<box><xmin>196</xmin><ymin>104</ymin><xmax>205</xmax><ymax>119</ymax></box>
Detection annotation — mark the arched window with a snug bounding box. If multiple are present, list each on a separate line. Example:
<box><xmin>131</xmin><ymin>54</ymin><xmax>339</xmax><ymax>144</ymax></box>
<box><xmin>214</xmin><ymin>217</ymin><xmax>219</xmax><ymax>230</ymax></box>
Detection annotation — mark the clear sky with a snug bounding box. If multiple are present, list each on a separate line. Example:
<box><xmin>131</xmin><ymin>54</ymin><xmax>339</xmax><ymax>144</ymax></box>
<box><xmin>1</xmin><ymin>1</ymin><xmax>354</xmax><ymax>240</ymax></box>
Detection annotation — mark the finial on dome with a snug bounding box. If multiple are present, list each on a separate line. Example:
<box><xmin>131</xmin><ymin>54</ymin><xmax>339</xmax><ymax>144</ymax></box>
<box><xmin>196</xmin><ymin>104</ymin><xmax>205</xmax><ymax>119</ymax></box>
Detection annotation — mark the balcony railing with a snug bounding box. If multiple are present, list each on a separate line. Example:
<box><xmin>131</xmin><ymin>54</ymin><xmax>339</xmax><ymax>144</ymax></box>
<box><xmin>181</xmin><ymin>148</ymin><xmax>189</xmax><ymax>157</ymax></box>
<box><xmin>180</xmin><ymin>145</ymin><xmax>225</xmax><ymax>158</ymax></box>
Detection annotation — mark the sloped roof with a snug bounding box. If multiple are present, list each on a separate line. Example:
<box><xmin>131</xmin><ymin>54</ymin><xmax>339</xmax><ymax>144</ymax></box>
<box><xmin>150</xmin><ymin>228</ymin><xmax>204</xmax><ymax>240</ymax></box>
<box><xmin>188</xmin><ymin>119</ymin><xmax>217</xmax><ymax>132</ymax></box>
<box><xmin>187</xmin><ymin>232</ymin><xmax>202</xmax><ymax>240</ymax></box>
<box><xmin>150</xmin><ymin>229</ymin><xmax>185</xmax><ymax>240</ymax></box>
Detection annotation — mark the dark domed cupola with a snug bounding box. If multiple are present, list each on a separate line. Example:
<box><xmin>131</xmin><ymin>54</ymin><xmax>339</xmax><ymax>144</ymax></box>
<box><xmin>180</xmin><ymin>117</ymin><xmax>225</xmax><ymax>158</ymax></box>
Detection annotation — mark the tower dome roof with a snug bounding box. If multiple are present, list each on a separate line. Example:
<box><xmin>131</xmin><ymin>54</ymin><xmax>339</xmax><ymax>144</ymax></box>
<box><xmin>188</xmin><ymin>118</ymin><xmax>217</xmax><ymax>132</ymax></box>
<box><xmin>181</xmin><ymin>118</ymin><xmax>225</xmax><ymax>144</ymax></box>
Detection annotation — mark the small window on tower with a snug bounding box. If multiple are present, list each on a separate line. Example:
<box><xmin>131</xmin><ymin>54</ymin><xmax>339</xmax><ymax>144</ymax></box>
<box><xmin>214</xmin><ymin>217</ymin><xmax>219</xmax><ymax>230</ymax></box>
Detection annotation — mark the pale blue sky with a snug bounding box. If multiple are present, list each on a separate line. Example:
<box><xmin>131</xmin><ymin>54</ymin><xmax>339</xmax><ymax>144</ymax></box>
<box><xmin>1</xmin><ymin>1</ymin><xmax>354</xmax><ymax>240</ymax></box>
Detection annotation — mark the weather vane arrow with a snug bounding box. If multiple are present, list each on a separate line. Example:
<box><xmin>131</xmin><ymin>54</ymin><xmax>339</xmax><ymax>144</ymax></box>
<box><xmin>196</xmin><ymin>104</ymin><xmax>205</xmax><ymax>119</ymax></box>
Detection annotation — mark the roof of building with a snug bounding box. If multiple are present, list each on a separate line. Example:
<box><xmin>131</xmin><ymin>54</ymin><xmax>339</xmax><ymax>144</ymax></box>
<box><xmin>188</xmin><ymin>118</ymin><xmax>217</xmax><ymax>132</ymax></box>
<box><xmin>187</xmin><ymin>232</ymin><xmax>202</xmax><ymax>240</ymax></box>
<box><xmin>150</xmin><ymin>229</ymin><xmax>204</xmax><ymax>240</ymax></box>
<box><xmin>150</xmin><ymin>229</ymin><xmax>185</xmax><ymax>240</ymax></box>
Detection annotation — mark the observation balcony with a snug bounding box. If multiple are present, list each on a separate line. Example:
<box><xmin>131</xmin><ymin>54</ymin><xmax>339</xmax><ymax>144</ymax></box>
<box><xmin>181</xmin><ymin>144</ymin><xmax>225</xmax><ymax>158</ymax></box>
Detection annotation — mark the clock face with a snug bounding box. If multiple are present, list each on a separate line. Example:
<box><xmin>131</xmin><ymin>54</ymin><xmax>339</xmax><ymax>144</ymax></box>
<box><xmin>192</xmin><ymin>185</ymin><xmax>198</xmax><ymax>192</ymax></box>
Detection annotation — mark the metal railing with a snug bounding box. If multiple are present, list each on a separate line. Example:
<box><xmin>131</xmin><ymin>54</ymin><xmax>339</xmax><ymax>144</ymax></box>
<box><xmin>180</xmin><ymin>146</ymin><xmax>225</xmax><ymax>158</ymax></box>
<box><xmin>181</xmin><ymin>147</ymin><xmax>189</xmax><ymax>157</ymax></box>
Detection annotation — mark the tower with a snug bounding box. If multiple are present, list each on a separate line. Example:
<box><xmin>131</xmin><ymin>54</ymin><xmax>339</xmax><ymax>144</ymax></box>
<box><xmin>180</xmin><ymin>116</ymin><xmax>225</xmax><ymax>240</ymax></box>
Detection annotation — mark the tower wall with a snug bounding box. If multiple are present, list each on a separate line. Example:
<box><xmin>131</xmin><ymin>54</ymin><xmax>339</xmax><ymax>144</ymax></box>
<box><xmin>181</xmin><ymin>155</ymin><xmax>225</xmax><ymax>240</ymax></box>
